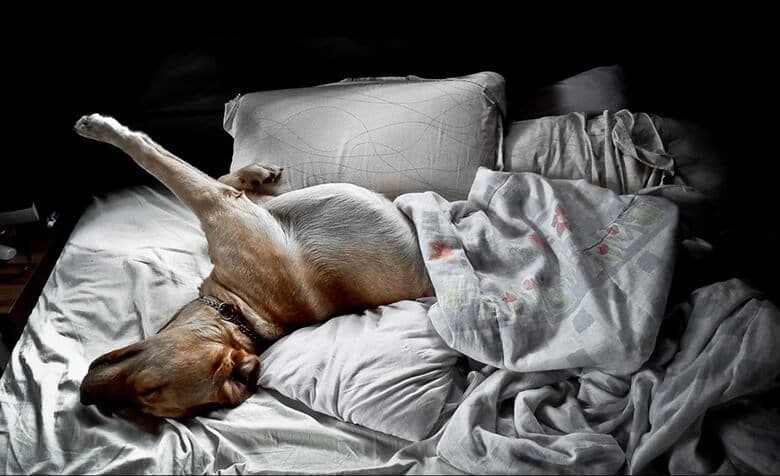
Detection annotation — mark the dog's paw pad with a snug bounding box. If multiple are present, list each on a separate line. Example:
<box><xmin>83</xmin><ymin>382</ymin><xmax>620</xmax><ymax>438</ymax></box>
<box><xmin>73</xmin><ymin>114</ymin><xmax>123</xmax><ymax>140</ymax></box>
<box><xmin>243</xmin><ymin>164</ymin><xmax>283</xmax><ymax>185</ymax></box>
<box><xmin>74</xmin><ymin>115</ymin><xmax>94</xmax><ymax>134</ymax></box>
<box><xmin>263</xmin><ymin>167</ymin><xmax>283</xmax><ymax>184</ymax></box>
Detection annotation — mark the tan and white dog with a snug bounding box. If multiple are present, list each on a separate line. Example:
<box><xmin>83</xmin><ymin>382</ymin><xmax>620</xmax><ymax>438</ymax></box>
<box><xmin>75</xmin><ymin>113</ymin><xmax>432</xmax><ymax>418</ymax></box>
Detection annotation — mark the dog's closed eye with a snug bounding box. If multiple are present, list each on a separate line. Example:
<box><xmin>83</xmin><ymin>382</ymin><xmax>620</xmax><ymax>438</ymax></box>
<box><xmin>138</xmin><ymin>387</ymin><xmax>161</xmax><ymax>400</ymax></box>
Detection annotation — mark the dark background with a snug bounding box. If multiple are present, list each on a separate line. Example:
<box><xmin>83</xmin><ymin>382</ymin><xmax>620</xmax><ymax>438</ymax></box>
<box><xmin>1</xmin><ymin>23</ymin><xmax>777</xmax><ymax>301</ymax></box>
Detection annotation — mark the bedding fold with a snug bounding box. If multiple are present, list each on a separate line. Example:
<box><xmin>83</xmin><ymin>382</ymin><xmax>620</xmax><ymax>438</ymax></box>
<box><xmin>504</xmin><ymin>110</ymin><xmax>676</xmax><ymax>194</ymax></box>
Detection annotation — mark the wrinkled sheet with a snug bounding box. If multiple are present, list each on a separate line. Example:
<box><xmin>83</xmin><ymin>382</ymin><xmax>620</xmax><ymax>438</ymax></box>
<box><xmin>396</xmin><ymin>169</ymin><xmax>780</xmax><ymax>474</ymax></box>
<box><xmin>2</xmin><ymin>173</ymin><xmax>779</xmax><ymax>474</ymax></box>
<box><xmin>0</xmin><ymin>186</ymin><xmax>461</xmax><ymax>475</ymax></box>
<box><xmin>504</xmin><ymin>110</ymin><xmax>677</xmax><ymax>194</ymax></box>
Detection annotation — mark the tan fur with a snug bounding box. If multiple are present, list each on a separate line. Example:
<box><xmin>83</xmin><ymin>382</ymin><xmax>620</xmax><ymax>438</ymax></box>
<box><xmin>74</xmin><ymin>114</ymin><xmax>433</xmax><ymax>418</ymax></box>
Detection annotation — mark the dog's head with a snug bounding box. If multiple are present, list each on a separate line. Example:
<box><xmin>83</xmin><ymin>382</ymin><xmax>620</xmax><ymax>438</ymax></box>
<box><xmin>79</xmin><ymin>300</ymin><xmax>261</xmax><ymax>418</ymax></box>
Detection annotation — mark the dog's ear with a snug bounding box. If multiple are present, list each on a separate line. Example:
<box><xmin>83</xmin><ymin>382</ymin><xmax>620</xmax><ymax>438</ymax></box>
<box><xmin>221</xmin><ymin>349</ymin><xmax>261</xmax><ymax>405</ymax></box>
<box><xmin>88</xmin><ymin>341</ymin><xmax>145</xmax><ymax>370</ymax></box>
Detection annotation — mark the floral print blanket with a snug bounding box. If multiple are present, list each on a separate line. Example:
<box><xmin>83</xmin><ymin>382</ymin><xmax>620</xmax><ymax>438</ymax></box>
<box><xmin>395</xmin><ymin>168</ymin><xmax>780</xmax><ymax>474</ymax></box>
<box><xmin>397</xmin><ymin>168</ymin><xmax>678</xmax><ymax>375</ymax></box>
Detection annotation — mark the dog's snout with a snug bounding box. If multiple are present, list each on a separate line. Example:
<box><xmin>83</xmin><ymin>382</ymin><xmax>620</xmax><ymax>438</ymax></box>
<box><xmin>81</xmin><ymin>344</ymin><xmax>146</xmax><ymax>409</ymax></box>
<box><xmin>80</xmin><ymin>385</ymin><xmax>95</xmax><ymax>406</ymax></box>
<box><xmin>89</xmin><ymin>344</ymin><xmax>144</xmax><ymax>370</ymax></box>
<box><xmin>88</xmin><ymin>354</ymin><xmax>112</xmax><ymax>371</ymax></box>
<box><xmin>80</xmin><ymin>374</ymin><xmax>130</xmax><ymax>412</ymax></box>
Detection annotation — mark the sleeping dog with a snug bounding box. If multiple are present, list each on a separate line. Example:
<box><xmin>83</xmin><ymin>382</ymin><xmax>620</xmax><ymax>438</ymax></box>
<box><xmin>75</xmin><ymin>113</ymin><xmax>433</xmax><ymax>418</ymax></box>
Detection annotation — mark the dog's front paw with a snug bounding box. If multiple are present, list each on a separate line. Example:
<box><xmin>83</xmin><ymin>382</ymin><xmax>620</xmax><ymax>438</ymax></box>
<box><xmin>219</xmin><ymin>163</ymin><xmax>284</xmax><ymax>191</ymax></box>
<box><xmin>248</xmin><ymin>163</ymin><xmax>284</xmax><ymax>185</ymax></box>
<box><xmin>73</xmin><ymin>113</ymin><xmax>125</xmax><ymax>142</ymax></box>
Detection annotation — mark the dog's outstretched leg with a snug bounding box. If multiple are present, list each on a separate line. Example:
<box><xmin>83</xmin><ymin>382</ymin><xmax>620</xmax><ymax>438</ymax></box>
<box><xmin>74</xmin><ymin>113</ymin><xmax>241</xmax><ymax>215</ymax></box>
<box><xmin>73</xmin><ymin>113</ymin><xmax>296</xmax><ymax>332</ymax></box>
<box><xmin>73</xmin><ymin>113</ymin><xmax>292</xmax><ymax>263</ymax></box>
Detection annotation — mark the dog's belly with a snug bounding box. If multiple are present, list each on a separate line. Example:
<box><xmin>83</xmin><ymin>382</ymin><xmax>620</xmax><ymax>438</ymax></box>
<box><xmin>266</xmin><ymin>183</ymin><xmax>433</xmax><ymax>313</ymax></box>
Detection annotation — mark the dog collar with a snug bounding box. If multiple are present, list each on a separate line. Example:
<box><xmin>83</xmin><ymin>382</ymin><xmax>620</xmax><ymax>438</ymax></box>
<box><xmin>198</xmin><ymin>295</ymin><xmax>274</xmax><ymax>349</ymax></box>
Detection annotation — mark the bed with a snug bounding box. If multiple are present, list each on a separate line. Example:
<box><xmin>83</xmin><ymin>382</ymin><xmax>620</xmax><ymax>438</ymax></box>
<box><xmin>0</xmin><ymin>185</ymin><xmax>464</xmax><ymax>474</ymax></box>
<box><xmin>2</xmin><ymin>49</ymin><xmax>779</xmax><ymax>474</ymax></box>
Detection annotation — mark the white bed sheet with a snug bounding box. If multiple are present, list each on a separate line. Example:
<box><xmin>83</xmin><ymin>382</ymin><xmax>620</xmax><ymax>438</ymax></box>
<box><xmin>0</xmin><ymin>186</ymin><xmax>460</xmax><ymax>474</ymax></box>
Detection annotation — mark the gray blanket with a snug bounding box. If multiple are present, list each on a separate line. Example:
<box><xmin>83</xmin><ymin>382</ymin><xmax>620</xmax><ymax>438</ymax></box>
<box><xmin>396</xmin><ymin>169</ymin><xmax>780</xmax><ymax>474</ymax></box>
<box><xmin>503</xmin><ymin>110</ymin><xmax>676</xmax><ymax>194</ymax></box>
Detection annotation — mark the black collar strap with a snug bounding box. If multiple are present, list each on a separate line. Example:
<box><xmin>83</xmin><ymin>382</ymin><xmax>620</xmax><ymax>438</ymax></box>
<box><xmin>198</xmin><ymin>295</ymin><xmax>274</xmax><ymax>349</ymax></box>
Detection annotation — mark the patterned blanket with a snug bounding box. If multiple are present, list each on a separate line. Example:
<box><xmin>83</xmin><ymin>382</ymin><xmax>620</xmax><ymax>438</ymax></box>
<box><xmin>396</xmin><ymin>168</ymin><xmax>780</xmax><ymax>474</ymax></box>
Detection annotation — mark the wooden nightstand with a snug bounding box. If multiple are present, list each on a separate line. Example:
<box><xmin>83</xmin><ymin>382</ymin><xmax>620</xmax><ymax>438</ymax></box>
<box><xmin>0</xmin><ymin>211</ymin><xmax>80</xmax><ymax>352</ymax></box>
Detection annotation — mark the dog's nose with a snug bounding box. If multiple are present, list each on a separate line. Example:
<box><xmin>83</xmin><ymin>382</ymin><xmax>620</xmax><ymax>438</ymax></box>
<box><xmin>80</xmin><ymin>386</ymin><xmax>95</xmax><ymax>406</ymax></box>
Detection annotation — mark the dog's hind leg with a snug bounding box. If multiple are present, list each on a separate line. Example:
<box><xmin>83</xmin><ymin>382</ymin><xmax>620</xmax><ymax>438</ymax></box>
<box><xmin>74</xmin><ymin>113</ymin><xmax>248</xmax><ymax>217</ymax></box>
<box><xmin>73</xmin><ymin>114</ymin><xmax>309</xmax><ymax>337</ymax></box>
<box><xmin>73</xmin><ymin>113</ymin><xmax>292</xmax><ymax>270</ymax></box>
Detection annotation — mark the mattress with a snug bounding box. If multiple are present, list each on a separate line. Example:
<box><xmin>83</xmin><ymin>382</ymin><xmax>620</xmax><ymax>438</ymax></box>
<box><xmin>0</xmin><ymin>185</ymin><xmax>460</xmax><ymax>474</ymax></box>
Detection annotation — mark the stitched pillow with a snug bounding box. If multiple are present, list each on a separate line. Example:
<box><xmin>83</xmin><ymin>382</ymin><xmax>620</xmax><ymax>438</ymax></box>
<box><xmin>257</xmin><ymin>298</ymin><xmax>462</xmax><ymax>441</ymax></box>
<box><xmin>223</xmin><ymin>72</ymin><xmax>506</xmax><ymax>201</ymax></box>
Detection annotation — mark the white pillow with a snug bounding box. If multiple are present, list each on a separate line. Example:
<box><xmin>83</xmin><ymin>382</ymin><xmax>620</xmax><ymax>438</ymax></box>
<box><xmin>223</xmin><ymin>72</ymin><xmax>506</xmax><ymax>201</ymax></box>
<box><xmin>257</xmin><ymin>298</ymin><xmax>462</xmax><ymax>441</ymax></box>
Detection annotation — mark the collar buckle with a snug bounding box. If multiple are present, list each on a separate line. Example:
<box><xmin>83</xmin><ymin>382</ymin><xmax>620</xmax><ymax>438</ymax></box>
<box><xmin>198</xmin><ymin>295</ymin><xmax>272</xmax><ymax>349</ymax></box>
